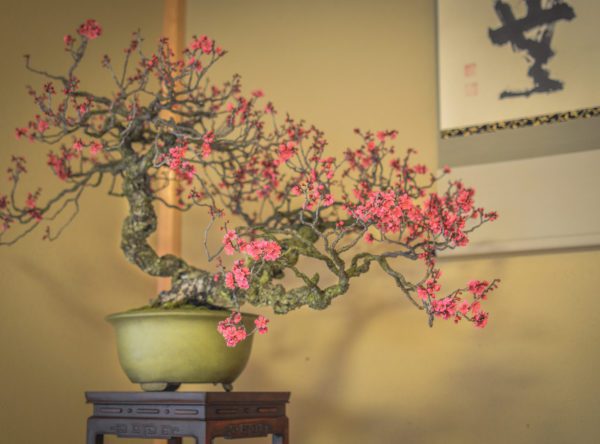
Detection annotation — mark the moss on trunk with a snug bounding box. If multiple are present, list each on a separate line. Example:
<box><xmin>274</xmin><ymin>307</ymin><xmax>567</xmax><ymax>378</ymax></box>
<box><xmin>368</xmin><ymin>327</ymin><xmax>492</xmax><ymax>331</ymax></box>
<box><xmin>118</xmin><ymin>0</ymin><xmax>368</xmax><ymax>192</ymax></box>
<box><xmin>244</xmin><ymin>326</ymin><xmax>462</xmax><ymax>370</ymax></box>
<box><xmin>119</xmin><ymin>158</ymin><xmax>231</xmax><ymax>308</ymax></box>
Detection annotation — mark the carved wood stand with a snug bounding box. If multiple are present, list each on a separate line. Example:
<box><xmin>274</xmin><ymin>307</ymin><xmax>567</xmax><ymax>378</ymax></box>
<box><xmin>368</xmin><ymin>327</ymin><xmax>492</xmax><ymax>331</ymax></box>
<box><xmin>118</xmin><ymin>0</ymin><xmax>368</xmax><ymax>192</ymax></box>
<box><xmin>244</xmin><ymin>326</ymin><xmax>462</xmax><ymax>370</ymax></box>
<box><xmin>85</xmin><ymin>391</ymin><xmax>290</xmax><ymax>443</ymax></box>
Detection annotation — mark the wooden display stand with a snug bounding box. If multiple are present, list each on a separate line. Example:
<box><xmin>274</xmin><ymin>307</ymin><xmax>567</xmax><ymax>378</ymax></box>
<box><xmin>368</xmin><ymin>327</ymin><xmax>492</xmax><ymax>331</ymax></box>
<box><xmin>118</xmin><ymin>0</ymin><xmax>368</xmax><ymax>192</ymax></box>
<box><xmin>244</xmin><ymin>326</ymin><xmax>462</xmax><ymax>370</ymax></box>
<box><xmin>86</xmin><ymin>391</ymin><xmax>290</xmax><ymax>443</ymax></box>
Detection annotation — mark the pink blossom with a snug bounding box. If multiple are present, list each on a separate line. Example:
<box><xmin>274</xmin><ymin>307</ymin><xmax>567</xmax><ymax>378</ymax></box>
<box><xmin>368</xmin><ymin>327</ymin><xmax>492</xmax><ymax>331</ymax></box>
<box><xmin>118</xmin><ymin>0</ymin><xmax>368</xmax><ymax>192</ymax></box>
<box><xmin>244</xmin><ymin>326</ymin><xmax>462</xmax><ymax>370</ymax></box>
<box><xmin>417</xmin><ymin>274</ymin><xmax>441</xmax><ymax>301</ymax></box>
<box><xmin>217</xmin><ymin>313</ymin><xmax>247</xmax><ymax>347</ymax></box>
<box><xmin>15</xmin><ymin>128</ymin><xmax>28</xmax><ymax>140</ymax></box>
<box><xmin>486</xmin><ymin>211</ymin><xmax>498</xmax><ymax>221</ymax></box>
<box><xmin>188</xmin><ymin>57</ymin><xmax>202</xmax><ymax>72</ymax></box>
<box><xmin>322</xmin><ymin>194</ymin><xmax>334</xmax><ymax>207</ymax></box>
<box><xmin>29</xmin><ymin>209</ymin><xmax>43</xmax><ymax>222</ymax></box>
<box><xmin>77</xmin><ymin>19</ymin><xmax>102</xmax><ymax>40</ymax></box>
<box><xmin>243</xmin><ymin>239</ymin><xmax>281</xmax><ymax>262</ymax></box>
<box><xmin>431</xmin><ymin>297</ymin><xmax>457</xmax><ymax>320</ymax></box>
<box><xmin>63</xmin><ymin>35</ymin><xmax>74</xmax><ymax>47</ymax></box>
<box><xmin>201</xmin><ymin>132</ymin><xmax>214</xmax><ymax>158</ymax></box>
<box><xmin>251</xmin><ymin>89</ymin><xmax>264</xmax><ymax>98</ymax></box>
<box><xmin>254</xmin><ymin>315</ymin><xmax>269</xmax><ymax>334</ymax></box>
<box><xmin>224</xmin><ymin>272</ymin><xmax>235</xmax><ymax>289</ymax></box>
<box><xmin>190</xmin><ymin>35</ymin><xmax>213</xmax><ymax>54</ymax></box>
<box><xmin>25</xmin><ymin>193</ymin><xmax>37</xmax><ymax>209</ymax></box>
<box><xmin>364</xmin><ymin>233</ymin><xmax>374</xmax><ymax>244</ymax></box>
<box><xmin>43</xmin><ymin>83</ymin><xmax>56</xmax><ymax>95</ymax></box>
<box><xmin>202</xmin><ymin>142</ymin><xmax>211</xmax><ymax>158</ymax></box>
<box><xmin>200</xmin><ymin>36</ymin><xmax>213</xmax><ymax>53</ymax></box>
<box><xmin>231</xmin><ymin>260</ymin><xmax>250</xmax><ymax>289</ymax></box>
<box><xmin>398</xmin><ymin>194</ymin><xmax>412</xmax><ymax>210</ymax></box>
<box><xmin>179</xmin><ymin>161</ymin><xmax>196</xmax><ymax>183</ymax></box>
<box><xmin>456</xmin><ymin>184</ymin><xmax>475</xmax><ymax>212</ymax></box>
<box><xmin>468</xmin><ymin>280</ymin><xmax>489</xmax><ymax>297</ymax></box>
<box><xmin>203</xmin><ymin>131</ymin><xmax>215</xmax><ymax>144</ymax></box>
<box><xmin>244</xmin><ymin>241</ymin><xmax>261</xmax><ymax>260</ymax></box>
<box><xmin>89</xmin><ymin>141</ymin><xmax>103</xmax><ymax>155</ymax></box>
<box><xmin>278</xmin><ymin>142</ymin><xmax>296</xmax><ymax>163</ymax></box>
<box><xmin>473</xmin><ymin>311</ymin><xmax>489</xmax><ymax>328</ymax></box>
<box><xmin>37</xmin><ymin>119</ymin><xmax>49</xmax><ymax>133</ymax></box>
<box><xmin>261</xmin><ymin>241</ymin><xmax>281</xmax><ymax>261</ymax></box>
<box><xmin>219</xmin><ymin>324</ymin><xmax>247</xmax><ymax>347</ymax></box>
<box><xmin>47</xmin><ymin>152</ymin><xmax>70</xmax><ymax>180</ymax></box>
<box><xmin>165</xmin><ymin>144</ymin><xmax>196</xmax><ymax>183</ymax></box>
<box><xmin>72</xmin><ymin>139</ymin><xmax>85</xmax><ymax>152</ymax></box>
<box><xmin>167</xmin><ymin>145</ymin><xmax>186</xmax><ymax>169</ymax></box>
<box><xmin>145</xmin><ymin>55</ymin><xmax>158</xmax><ymax>69</ymax></box>
<box><xmin>458</xmin><ymin>300</ymin><xmax>470</xmax><ymax>315</ymax></box>
<box><xmin>414</xmin><ymin>164</ymin><xmax>427</xmax><ymax>174</ymax></box>
<box><xmin>222</xmin><ymin>229</ymin><xmax>238</xmax><ymax>255</ymax></box>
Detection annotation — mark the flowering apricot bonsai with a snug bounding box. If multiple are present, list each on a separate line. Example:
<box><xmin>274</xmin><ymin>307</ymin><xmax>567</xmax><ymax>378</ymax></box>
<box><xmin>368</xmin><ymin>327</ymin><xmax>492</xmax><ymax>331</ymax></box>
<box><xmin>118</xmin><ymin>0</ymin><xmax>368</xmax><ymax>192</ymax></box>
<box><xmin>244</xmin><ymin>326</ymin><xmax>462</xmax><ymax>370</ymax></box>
<box><xmin>1</xmin><ymin>20</ymin><xmax>499</xmax><ymax>347</ymax></box>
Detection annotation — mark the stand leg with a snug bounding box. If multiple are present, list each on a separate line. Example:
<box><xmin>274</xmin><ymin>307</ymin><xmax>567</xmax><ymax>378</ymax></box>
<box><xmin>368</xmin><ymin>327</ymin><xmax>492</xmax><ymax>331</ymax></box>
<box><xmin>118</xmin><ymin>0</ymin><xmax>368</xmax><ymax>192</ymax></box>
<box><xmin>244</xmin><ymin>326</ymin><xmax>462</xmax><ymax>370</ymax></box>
<box><xmin>168</xmin><ymin>439</ymin><xmax>183</xmax><ymax>444</ymax></box>
<box><xmin>86</xmin><ymin>429</ymin><xmax>103</xmax><ymax>444</ymax></box>
<box><xmin>273</xmin><ymin>434</ymin><xmax>288</xmax><ymax>444</ymax></box>
<box><xmin>273</xmin><ymin>417</ymin><xmax>289</xmax><ymax>444</ymax></box>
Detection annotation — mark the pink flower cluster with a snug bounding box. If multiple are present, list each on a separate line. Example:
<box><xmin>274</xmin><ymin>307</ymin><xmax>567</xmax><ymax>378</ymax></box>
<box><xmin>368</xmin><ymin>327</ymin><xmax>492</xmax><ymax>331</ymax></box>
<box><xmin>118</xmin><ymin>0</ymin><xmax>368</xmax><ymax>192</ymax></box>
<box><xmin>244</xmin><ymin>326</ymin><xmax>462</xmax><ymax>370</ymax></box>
<box><xmin>417</xmin><ymin>272</ymin><xmax>498</xmax><ymax>328</ymax></box>
<box><xmin>348</xmin><ymin>189</ymin><xmax>417</xmax><ymax>235</ymax></box>
<box><xmin>244</xmin><ymin>240</ymin><xmax>282</xmax><ymax>261</ymax></box>
<box><xmin>345</xmin><ymin>179</ymin><xmax>496</xmax><ymax>250</ymax></box>
<box><xmin>225</xmin><ymin>260</ymin><xmax>250</xmax><ymax>290</ymax></box>
<box><xmin>159</xmin><ymin>143</ymin><xmax>196</xmax><ymax>184</ymax></box>
<box><xmin>217</xmin><ymin>312</ymin><xmax>247</xmax><ymax>347</ymax></box>
<box><xmin>217</xmin><ymin>312</ymin><xmax>270</xmax><ymax>346</ymax></box>
<box><xmin>417</xmin><ymin>271</ymin><xmax>442</xmax><ymax>301</ymax></box>
<box><xmin>277</xmin><ymin>141</ymin><xmax>296</xmax><ymax>163</ymax></box>
<box><xmin>47</xmin><ymin>149</ymin><xmax>73</xmax><ymax>181</ymax></box>
<box><xmin>222</xmin><ymin>230</ymin><xmax>281</xmax><ymax>262</ymax></box>
<box><xmin>254</xmin><ymin>315</ymin><xmax>269</xmax><ymax>335</ymax></box>
<box><xmin>44</xmin><ymin>138</ymin><xmax>104</xmax><ymax>182</ymax></box>
<box><xmin>468</xmin><ymin>279</ymin><xmax>489</xmax><ymax>297</ymax></box>
<box><xmin>291</xmin><ymin>162</ymin><xmax>337</xmax><ymax>210</ymax></box>
<box><xmin>24</xmin><ymin>190</ymin><xmax>42</xmax><ymax>222</ymax></box>
<box><xmin>220</xmin><ymin>231</ymin><xmax>281</xmax><ymax>291</ymax></box>
<box><xmin>202</xmin><ymin>132</ymin><xmax>214</xmax><ymax>159</ymax></box>
<box><xmin>77</xmin><ymin>19</ymin><xmax>102</xmax><ymax>40</ymax></box>
<box><xmin>189</xmin><ymin>35</ymin><xmax>213</xmax><ymax>54</ymax></box>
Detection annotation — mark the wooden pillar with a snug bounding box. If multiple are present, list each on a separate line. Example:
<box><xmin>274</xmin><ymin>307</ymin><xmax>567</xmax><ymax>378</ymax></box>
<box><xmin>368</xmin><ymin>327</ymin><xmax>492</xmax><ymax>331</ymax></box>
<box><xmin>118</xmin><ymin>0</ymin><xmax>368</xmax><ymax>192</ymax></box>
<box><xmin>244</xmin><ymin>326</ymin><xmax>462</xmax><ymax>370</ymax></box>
<box><xmin>156</xmin><ymin>0</ymin><xmax>186</xmax><ymax>293</ymax></box>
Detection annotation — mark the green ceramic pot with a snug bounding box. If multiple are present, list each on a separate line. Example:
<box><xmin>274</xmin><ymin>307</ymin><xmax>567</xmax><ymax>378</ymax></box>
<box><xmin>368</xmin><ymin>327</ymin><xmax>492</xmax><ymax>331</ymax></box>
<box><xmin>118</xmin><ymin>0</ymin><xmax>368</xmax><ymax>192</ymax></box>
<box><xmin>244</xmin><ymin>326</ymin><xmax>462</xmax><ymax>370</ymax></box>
<box><xmin>107</xmin><ymin>307</ymin><xmax>257</xmax><ymax>391</ymax></box>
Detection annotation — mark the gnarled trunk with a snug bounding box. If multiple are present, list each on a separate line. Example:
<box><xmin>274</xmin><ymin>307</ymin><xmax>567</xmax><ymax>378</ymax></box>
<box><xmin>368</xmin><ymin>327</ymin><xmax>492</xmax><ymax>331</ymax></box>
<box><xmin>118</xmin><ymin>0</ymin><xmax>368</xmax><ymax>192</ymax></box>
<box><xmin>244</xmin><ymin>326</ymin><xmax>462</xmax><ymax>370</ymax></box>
<box><xmin>120</xmin><ymin>160</ymin><xmax>225</xmax><ymax>307</ymax></box>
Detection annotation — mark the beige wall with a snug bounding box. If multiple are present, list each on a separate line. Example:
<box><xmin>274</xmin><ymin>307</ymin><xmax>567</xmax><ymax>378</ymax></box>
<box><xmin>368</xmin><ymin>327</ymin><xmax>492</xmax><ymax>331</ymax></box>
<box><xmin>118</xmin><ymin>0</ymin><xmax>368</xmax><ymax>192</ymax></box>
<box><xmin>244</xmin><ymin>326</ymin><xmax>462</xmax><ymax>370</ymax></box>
<box><xmin>183</xmin><ymin>1</ymin><xmax>600</xmax><ymax>443</ymax></box>
<box><xmin>1</xmin><ymin>1</ymin><xmax>598</xmax><ymax>444</ymax></box>
<box><xmin>0</xmin><ymin>1</ymin><xmax>162</xmax><ymax>443</ymax></box>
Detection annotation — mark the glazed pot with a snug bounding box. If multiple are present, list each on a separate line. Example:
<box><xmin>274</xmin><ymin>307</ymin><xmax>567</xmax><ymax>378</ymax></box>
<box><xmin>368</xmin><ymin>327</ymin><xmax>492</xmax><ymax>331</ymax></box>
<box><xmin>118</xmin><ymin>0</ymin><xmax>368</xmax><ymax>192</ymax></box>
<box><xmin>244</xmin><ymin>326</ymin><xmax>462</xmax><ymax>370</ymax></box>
<box><xmin>107</xmin><ymin>307</ymin><xmax>257</xmax><ymax>391</ymax></box>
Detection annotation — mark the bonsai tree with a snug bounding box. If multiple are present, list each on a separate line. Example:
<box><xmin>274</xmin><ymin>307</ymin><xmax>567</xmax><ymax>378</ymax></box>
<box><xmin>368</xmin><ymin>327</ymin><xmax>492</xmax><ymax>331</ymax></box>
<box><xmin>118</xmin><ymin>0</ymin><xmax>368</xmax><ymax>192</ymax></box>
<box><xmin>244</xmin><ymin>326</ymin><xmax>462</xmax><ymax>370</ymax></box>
<box><xmin>1</xmin><ymin>20</ymin><xmax>499</xmax><ymax>347</ymax></box>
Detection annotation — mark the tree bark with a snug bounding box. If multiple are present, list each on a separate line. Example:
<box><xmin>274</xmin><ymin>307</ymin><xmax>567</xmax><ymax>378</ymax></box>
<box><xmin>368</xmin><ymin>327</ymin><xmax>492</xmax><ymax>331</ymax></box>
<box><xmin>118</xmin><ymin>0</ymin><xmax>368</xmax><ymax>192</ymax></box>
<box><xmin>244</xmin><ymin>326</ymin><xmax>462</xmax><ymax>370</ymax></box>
<box><xmin>120</xmin><ymin>161</ymin><xmax>223</xmax><ymax>307</ymax></box>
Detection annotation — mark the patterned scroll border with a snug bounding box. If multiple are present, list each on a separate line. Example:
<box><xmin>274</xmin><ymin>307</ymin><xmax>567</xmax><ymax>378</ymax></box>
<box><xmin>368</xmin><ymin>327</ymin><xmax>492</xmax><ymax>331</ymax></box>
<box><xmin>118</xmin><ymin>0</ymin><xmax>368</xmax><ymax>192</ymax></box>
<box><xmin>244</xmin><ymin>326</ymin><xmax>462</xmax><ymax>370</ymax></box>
<box><xmin>440</xmin><ymin>106</ymin><xmax>600</xmax><ymax>139</ymax></box>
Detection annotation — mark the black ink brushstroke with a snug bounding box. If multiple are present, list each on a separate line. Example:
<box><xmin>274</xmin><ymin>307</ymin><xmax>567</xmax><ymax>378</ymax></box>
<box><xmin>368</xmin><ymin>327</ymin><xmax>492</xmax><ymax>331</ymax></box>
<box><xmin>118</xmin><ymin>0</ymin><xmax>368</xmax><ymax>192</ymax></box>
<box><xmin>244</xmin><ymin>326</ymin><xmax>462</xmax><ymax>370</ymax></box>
<box><xmin>488</xmin><ymin>0</ymin><xmax>575</xmax><ymax>99</ymax></box>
